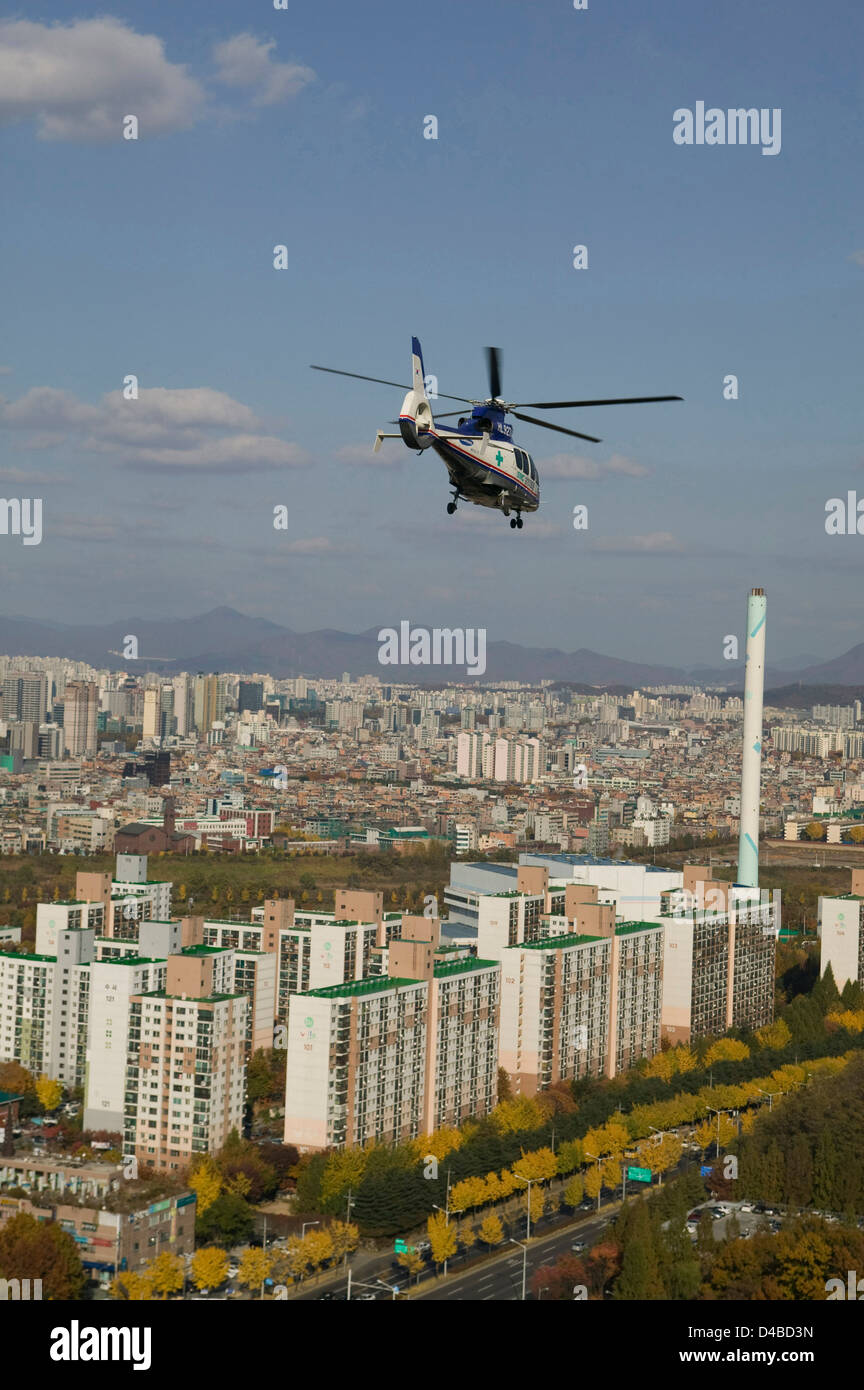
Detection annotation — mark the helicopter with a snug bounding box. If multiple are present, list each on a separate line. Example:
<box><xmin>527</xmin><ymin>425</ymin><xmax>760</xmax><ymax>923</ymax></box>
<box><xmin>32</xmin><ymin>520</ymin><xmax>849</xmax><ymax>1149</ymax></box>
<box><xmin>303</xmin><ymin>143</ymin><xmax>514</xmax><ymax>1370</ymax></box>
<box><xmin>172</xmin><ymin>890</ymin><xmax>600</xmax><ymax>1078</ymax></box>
<box><xmin>312</xmin><ymin>339</ymin><xmax>682</xmax><ymax>530</ymax></box>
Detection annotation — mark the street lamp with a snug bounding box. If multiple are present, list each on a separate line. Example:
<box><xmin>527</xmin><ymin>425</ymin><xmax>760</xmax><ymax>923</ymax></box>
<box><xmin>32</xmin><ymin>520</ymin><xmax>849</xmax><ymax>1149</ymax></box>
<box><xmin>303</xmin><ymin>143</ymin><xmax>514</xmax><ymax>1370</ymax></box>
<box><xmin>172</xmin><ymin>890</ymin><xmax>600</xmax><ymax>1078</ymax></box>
<box><xmin>346</xmin><ymin>1270</ymin><xmax>400</xmax><ymax>1302</ymax></box>
<box><xmin>706</xmin><ymin>1105</ymin><xmax>729</xmax><ymax>1161</ymax></box>
<box><xmin>512</xmin><ymin>1172</ymin><xmax>534</xmax><ymax>1240</ymax></box>
<box><xmin>756</xmin><ymin>1088</ymin><xmax>780</xmax><ymax>1112</ymax></box>
<box><xmin>510</xmin><ymin>1238</ymin><xmax>528</xmax><ymax>1302</ymax></box>
<box><xmin>301</xmin><ymin>1220</ymin><xmax>320</xmax><ymax>1239</ymax></box>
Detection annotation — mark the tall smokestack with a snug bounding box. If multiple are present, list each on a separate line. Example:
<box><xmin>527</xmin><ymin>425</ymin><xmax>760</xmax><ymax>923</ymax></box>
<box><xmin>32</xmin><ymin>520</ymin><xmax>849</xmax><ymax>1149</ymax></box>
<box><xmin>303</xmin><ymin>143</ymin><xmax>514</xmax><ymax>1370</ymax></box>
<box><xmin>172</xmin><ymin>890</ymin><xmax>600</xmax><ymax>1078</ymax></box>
<box><xmin>737</xmin><ymin>588</ymin><xmax>766</xmax><ymax>887</ymax></box>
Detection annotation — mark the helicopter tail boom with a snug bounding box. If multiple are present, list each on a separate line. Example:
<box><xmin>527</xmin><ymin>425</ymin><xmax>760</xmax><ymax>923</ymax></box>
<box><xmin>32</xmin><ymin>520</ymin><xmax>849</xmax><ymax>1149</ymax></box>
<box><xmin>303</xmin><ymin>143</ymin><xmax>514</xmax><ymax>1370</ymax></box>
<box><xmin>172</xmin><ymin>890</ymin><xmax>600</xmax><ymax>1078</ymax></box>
<box><xmin>398</xmin><ymin>336</ymin><xmax>435</xmax><ymax>449</ymax></box>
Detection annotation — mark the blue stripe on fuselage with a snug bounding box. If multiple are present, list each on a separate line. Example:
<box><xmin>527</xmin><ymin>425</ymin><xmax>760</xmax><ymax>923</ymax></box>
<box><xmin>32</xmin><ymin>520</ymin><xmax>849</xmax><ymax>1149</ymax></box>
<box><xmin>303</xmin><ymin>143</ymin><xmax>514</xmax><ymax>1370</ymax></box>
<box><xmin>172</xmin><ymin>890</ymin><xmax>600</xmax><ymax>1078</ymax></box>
<box><xmin>430</xmin><ymin>429</ymin><xmax>538</xmax><ymax>501</ymax></box>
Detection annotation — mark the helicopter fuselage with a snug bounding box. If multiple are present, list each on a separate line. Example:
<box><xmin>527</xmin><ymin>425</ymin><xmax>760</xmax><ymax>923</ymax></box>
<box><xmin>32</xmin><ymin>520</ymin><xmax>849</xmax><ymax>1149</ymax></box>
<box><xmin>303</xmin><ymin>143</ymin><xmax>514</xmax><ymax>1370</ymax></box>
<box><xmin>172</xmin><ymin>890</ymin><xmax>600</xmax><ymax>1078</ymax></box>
<box><xmin>400</xmin><ymin>403</ymin><xmax>540</xmax><ymax>516</ymax></box>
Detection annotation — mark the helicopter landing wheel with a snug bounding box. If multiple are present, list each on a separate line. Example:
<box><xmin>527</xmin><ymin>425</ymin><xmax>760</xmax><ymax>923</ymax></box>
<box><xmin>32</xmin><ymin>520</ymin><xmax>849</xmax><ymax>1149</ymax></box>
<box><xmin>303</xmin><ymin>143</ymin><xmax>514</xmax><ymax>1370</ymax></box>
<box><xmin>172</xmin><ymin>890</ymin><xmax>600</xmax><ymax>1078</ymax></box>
<box><xmin>516</xmin><ymin>516</ymin><xmax>524</xmax><ymax>529</ymax></box>
<box><xmin>510</xmin><ymin>517</ymin><xmax>518</xmax><ymax>529</ymax></box>
<box><xmin>446</xmin><ymin>501</ymin><xmax>457</xmax><ymax>515</ymax></box>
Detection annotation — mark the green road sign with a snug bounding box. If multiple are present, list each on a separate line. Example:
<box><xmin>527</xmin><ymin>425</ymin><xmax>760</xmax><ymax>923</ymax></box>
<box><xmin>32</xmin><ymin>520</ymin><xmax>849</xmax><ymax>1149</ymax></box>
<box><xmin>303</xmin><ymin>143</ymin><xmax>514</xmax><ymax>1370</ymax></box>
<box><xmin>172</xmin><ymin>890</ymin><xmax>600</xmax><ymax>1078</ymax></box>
<box><xmin>626</xmin><ymin>1166</ymin><xmax>652</xmax><ymax>1183</ymax></box>
<box><xmin>394</xmin><ymin>1239</ymin><xmax>407</xmax><ymax>1253</ymax></box>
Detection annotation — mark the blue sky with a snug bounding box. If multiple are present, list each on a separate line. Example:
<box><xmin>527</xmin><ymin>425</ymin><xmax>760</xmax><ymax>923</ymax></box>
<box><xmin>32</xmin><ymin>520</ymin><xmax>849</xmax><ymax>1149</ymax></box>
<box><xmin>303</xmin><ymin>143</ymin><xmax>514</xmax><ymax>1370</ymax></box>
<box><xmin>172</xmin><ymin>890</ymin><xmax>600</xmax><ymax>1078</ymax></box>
<box><xmin>1</xmin><ymin>0</ymin><xmax>862</xmax><ymax>666</ymax></box>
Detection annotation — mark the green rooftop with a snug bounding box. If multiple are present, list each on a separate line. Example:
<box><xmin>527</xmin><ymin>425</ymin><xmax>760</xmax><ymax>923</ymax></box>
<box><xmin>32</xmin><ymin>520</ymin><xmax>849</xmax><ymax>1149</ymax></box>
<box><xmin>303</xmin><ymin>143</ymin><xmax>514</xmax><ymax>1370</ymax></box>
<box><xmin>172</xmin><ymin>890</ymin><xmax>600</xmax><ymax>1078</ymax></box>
<box><xmin>517</xmin><ymin>933</ymin><xmax>604</xmax><ymax>951</ymax></box>
<box><xmin>181</xmin><ymin>944</ymin><xmax>232</xmax><ymax>956</ymax></box>
<box><xmin>103</xmin><ymin>955</ymin><xmax>162</xmax><ymax>967</ymax></box>
<box><xmin>135</xmin><ymin>989</ymin><xmax>240</xmax><ymax>1004</ymax></box>
<box><xmin>433</xmin><ymin>956</ymin><xmax>499</xmax><ymax>979</ymax></box>
<box><xmin>0</xmin><ymin>950</ymin><xmax>55</xmax><ymax>963</ymax></box>
<box><xmin>305</xmin><ymin>976</ymin><xmax>422</xmax><ymax>1000</ymax></box>
<box><xmin>616</xmin><ymin>920</ymin><xmax>664</xmax><ymax>936</ymax></box>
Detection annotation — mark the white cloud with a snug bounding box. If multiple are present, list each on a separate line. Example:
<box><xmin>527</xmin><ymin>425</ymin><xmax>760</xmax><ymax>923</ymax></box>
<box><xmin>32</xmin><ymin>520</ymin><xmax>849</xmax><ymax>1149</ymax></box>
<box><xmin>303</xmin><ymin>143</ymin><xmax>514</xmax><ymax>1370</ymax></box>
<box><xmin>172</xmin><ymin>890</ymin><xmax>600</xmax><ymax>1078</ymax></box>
<box><xmin>0</xmin><ymin>384</ymin><xmax>306</xmax><ymax>473</ymax></box>
<box><xmin>211</xmin><ymin>34</ymin><xmax>315</xmax><ymax>107</ymax></box>
<box><xmin>336</xmin><ymin>442</ymin><xmax>402</xmax><ymax>469</ymax></box>
<box><xmin>0</xmin><ymin>466</ymin><xmax>68</xmax><ymax>486</ymax></box>
<box><xmin>54</xmin><ymin>516</ymin><xmax>119</xmax><ymax>542</ymax></box>
<box><xmin>539</xmin><ymin>452</ymin><xmax>649</xmax><ymax>480</ymax></box>
<box><xmin>448</xmin><ymin>510</ymin><xmax>561</xmax><ymax>539</ymax></box>
<box><xmin>282</xmin><ymin>537</ymin><xmax>334</xmax><ymax>554</ymax></box>
<box><xmin>849</xmin><ymin>250</ymin><xmax>864</xmax><ymax>267</ymax></box>
<box><xmin>0</xmin><ymin>18</ymin><xmax>204</xmax><ymax>140</ymax></box>
<box><xmin>590</xmin><ymin>532</ymin><xmax>684</xmax><ymax>554</ymax></box>
<box><xmin>127</xmin><ymin>435</ymin><xmax>305</xmax><ymax>472</ymax></box>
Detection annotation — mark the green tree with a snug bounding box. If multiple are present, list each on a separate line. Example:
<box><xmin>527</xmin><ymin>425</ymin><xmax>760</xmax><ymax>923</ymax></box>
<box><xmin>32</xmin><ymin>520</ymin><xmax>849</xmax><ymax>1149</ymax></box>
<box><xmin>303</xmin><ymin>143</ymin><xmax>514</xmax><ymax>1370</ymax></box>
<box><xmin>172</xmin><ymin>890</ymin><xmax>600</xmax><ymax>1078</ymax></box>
<box><xmin>562</xmin><ymin>1175</ymin><xmax>585</xmax><ymax>1210</ymax></box>
<box><xmin>35</xmin><ymin>1075</ymin><xmax>62</xmax><ymax>1112</ymax></box>
<box><xmin>145</xmin><ymin>1251</ymin><xmax>184</xmax><ymax>1300</ymax></box>
<box><xmin>191</xmin><ymin>1246</ymin><xmax>229</xmax><ymax>1291</ymax></box>
<box><xmin>614</xmin><ymin>1202</ymin><xmax>666</xmax><ymax>1300</ymax></box>
<box><xmin>238</xmin><ymin>1247</ymin><xmax>273</xmax><ymax>1295</ymax></box>
<box><xmin>0</xmin><ymin>1212</ymin><xmax>86</xmax><ymax>1300</ymax></box>
<box><xmin>478</xmin><ymin>1214</ymin><xmax>504</xmax><ymax>1248</ymax></box>
<box><xmin>195</xmin><ymin>1191</ymin><xmax>254</xmax><ymax>1248</ymax></box>
<box><xmin>397</xmin><ymin>1248</ymin><xmax>425</xmax><ymax>1285</ymax></box>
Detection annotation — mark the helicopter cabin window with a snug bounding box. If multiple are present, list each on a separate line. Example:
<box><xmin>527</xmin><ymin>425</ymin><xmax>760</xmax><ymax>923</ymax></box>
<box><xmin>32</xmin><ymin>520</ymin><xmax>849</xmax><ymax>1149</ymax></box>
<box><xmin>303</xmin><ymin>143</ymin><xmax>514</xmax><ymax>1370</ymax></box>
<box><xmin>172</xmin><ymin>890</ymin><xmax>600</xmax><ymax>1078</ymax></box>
<box><xmin>515</xmin><ymin>449</ymin><xmax>526</xmax><ymax>473</ymax></box>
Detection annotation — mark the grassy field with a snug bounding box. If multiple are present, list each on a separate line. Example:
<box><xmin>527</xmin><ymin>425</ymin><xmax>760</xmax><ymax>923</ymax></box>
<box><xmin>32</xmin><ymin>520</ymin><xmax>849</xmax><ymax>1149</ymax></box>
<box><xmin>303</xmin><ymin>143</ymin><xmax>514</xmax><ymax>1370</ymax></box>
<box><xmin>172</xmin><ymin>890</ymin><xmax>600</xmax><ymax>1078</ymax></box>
<box><xmin>0</xmin><ymin>843</ymin><xmax>458</xmax><ymax>942</ymax></box>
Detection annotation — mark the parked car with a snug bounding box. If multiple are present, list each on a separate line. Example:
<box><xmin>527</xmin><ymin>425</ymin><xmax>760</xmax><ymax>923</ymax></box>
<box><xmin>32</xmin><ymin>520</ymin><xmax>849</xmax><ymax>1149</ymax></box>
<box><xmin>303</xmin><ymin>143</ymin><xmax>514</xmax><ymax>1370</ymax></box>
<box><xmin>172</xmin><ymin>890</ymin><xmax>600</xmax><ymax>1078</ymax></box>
<box><xmin>740</xmin><ymin>1203</ymin><xmax>754</xmax><ymax>1213</ymax></box>
<box><xmin>571</xmin><ymin>1240</ymin><xmax>586</xmax><ymax>1254</ymax></box>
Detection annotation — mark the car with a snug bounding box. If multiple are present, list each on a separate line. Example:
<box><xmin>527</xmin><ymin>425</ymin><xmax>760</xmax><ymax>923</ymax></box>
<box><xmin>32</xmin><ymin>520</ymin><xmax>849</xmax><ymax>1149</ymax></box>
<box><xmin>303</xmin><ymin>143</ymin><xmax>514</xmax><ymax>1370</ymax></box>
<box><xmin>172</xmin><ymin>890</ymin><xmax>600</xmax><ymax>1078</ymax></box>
<box><xmin>318</xmin><ymin>1292</ymin><xmax>338</xmax><ymax>1301</ymax></box>
<box><xmin>355</xmin><ymin>1291</ymin><xmax>376</xmax><ymax>1301</ymax></box>
<box><xmin>687</xmin><ymin>1209</ymin><xmax>705</xmax><ymax>1222</ymax></box>
<box><xmin>740</xmin><ymin>1203</ymin><xmax>754</xmax><ymax>1213</ymax></box>
<box><xmin>571</xmin><ymin>1240</ymin><xmax>586</xmax><ymax>1254</ymax></box>
<box><xmin>578</xmin><ymin>1199</ymin><xmax>595</xmax><ymax>1211</ymax></box>
<box><xmin>227</xmin><ymin>1265</ymin><xmax>239</xmax><ymax>1279</ymax></box>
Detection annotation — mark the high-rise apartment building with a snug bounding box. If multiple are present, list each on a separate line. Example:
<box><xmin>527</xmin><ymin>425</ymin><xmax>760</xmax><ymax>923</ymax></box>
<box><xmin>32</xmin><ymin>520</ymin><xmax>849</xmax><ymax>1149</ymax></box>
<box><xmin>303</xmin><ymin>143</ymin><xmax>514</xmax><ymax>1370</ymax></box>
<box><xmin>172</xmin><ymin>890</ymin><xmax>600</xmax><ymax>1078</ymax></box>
<box><xmin>476</xmin><ymin>875</ymin><xmax>663</xmax><ymax>1088</ymax></box>
<box><xmin>819</xmin><ymin>869</ymin><xmax>864</xmax><ymax>991</ymax></box>
<box><xmin>142</xmin><ymin>688</ymin><xmax>160</xmax><ymax>741</ymax></box>
<box><xmin>284</xmin><ymin>918</ymin><xmax>499</xmax><ymax>1150</ymax></box>
<box><xmin>172</xmin><ymin>673</ymin><xmax>194</xmax><ymax>736</ymax></box>
<box><xmin>63</xmin><ymin>681</ymin><xmax>98</xmax><ymax>756</ymax></box>
<box><xmin>123</xmin><ymin>950</ymin><xmax>248</xmax><ymax>1173</ymax></box>
<box><xmin>84</xmin><ymin>956</ymin><xmax>168</xmax><ymax>1132</ymax></box>
<box><xmin>205</xmin><ymin>898</ymin><xmax>378</xmax><ymax>1020</ymax></box>
<box><xmin>238</xmin><ymin>681</ymin><xmax>264</xmax><ymax>714</ymax></box>
<box><xmin>657</xmin><ymin>867</ymin><xmax>777</xmax><ymax>1044</ymax></box>
<box><xmin>2</xmin><ymin>671</ymin><xmax>48</xmax><ymax>723</ymax></box>
<box><xmin>0</xmin><ymin>926</ymin><xmax>95</xmax><ymax>1087</ymax></box>
<box><xmin>193</xmin><ymin>674</ymin><xmax>225</xmax><ymax>734</ymax></box>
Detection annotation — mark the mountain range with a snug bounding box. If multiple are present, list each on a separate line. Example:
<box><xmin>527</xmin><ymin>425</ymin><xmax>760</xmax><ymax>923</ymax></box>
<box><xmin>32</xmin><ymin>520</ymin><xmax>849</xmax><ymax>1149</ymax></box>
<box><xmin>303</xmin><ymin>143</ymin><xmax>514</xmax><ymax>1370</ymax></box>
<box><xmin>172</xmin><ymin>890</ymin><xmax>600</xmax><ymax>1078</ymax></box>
<box><xmin>1</xmin><ymin>608</ymin><xmax>863</xmax><ymax>687</ymax></box>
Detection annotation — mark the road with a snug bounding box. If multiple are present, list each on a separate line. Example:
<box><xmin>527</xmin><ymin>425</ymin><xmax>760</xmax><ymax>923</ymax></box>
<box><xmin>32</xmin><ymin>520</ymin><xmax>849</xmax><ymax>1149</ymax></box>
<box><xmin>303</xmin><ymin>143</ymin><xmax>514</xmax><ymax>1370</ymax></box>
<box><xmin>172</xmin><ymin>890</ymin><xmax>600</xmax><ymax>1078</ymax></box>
<box><xmin>413</xmin><ymin>1208</ymin><xmax>615</xmax><ymax>1301</ymax></box>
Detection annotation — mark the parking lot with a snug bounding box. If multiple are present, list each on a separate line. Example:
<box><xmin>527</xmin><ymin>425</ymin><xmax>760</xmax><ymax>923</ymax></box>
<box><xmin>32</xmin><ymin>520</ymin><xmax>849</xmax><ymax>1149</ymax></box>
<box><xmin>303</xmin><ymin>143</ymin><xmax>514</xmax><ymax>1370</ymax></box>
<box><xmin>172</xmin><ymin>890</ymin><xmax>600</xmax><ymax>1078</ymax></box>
<box><xmin>683</xmin><ymin>1200</ymin><xmax>860</xmax><ymax>1243</ymax></box>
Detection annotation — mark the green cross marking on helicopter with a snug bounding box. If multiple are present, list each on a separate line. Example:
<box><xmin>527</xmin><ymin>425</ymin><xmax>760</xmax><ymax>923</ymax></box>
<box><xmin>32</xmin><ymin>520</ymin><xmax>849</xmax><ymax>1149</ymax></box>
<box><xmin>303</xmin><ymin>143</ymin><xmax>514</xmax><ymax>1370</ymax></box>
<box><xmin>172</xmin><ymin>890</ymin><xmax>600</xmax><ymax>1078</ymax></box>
<box><xmin>495</xmin><ymin>450</ymin><xmax>504</xmax><ymax>464</ymax></box>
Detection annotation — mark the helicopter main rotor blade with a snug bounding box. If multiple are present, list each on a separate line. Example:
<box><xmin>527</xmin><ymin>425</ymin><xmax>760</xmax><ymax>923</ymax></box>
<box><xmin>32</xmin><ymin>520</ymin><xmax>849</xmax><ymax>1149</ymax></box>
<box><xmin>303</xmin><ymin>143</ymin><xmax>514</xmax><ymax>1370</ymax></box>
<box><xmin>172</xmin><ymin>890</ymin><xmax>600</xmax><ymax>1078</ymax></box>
<box><xmin>310</xmin><ymin>364</ymin><xmax>474</xmax><ymax>404</ymax></box>
<box><xmin>485</xmin><ymin>346</ymin><xmax>503</xmax><ymax>402</ymax></box>
<box><xmin>512</xmin><ymin>411</ymin><xmax>602</xmax><ymax>444</ymax></box>
<box><xmin>514</xmin><ymin>395</ymin><xmax>683</xmax><ymax>409</ymax></box>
